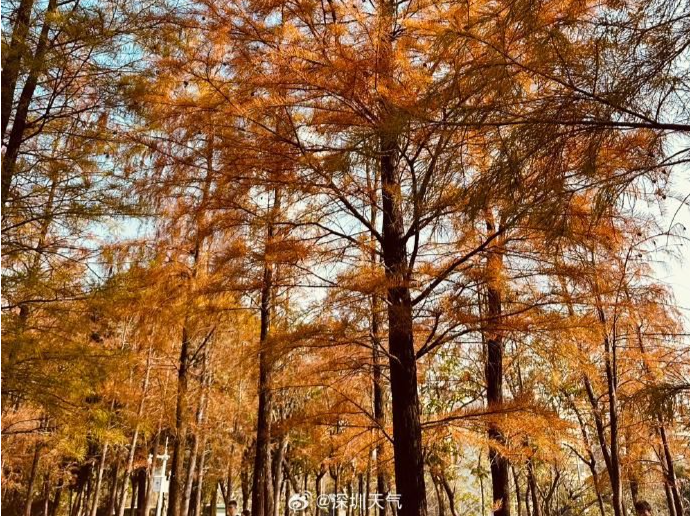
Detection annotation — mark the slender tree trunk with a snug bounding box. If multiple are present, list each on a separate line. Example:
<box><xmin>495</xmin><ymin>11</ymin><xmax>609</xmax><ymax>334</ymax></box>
<box><xmin>346</xmin><ymin>482</ymin><xmax>353</xmax><ymax>516</ymax></box>
<box><xmin>193</xmin><ymin>439</ymin><xmax>208</xmax><ymax>516</ymax></box>
<box><xmin>331</xmin><ymin>467</ymin><xmax>339</xmax><ymax>516</ymax></box>
<box><xmin>252</xmin><ymin>293</ymin><xmax>272</xmax><ymax>516</ymax></box>
<box><xmin>523</xmin><ymin>481</ymin><xmax>529</xmax><ymax>516</ymax></box>
<box><xmin>272</xmin><ymin>438</ymin><xmax>287</xmax><ymax>516</ymax></box>
<box><xmin>603</xmin><ymin>353</ymin><xmax>624</xmax><ymax>516</ymax></box>
<box><xmin>107</xmin><ymin>460</ymin><xmax>121</xmax><ymax>516</ymax></box>
<box><xmin>478</xmin><ymin>453</ymin><xmax>486</xmax><ymax>516</ymax></box>
<box><xmin>629</xmin><ymin>307</ymin><xmax>684</xmax><ymax>516</ymax></box>
<box><xmin>659</xmin><ymin>424</ymin><xmax>684</xmax><ymax>516</ymax></box>
<box><xmin>629</xmin><ymin>476</ymin><xmax>639</xmax><ymax>507</ymax></box>
<box><xmin>511</xmin><ymin>468</ymin><xmax>522</xmax><ymax>516</ymax></box>
<box><xmin>49</xmin><ymin>482</ymin><xmax>63</xmax><ymax>516</ymax></box>
<box><xmin>42</xmin><ymin>475</ymin><xmax>51</xmax><ymax>516</ymax></box>
<box><xmin>90</xmin><ymin>444</ymin><xmax>110</xmax><ymax>516</ymax></box>
<box><xmin>432</xmin><ymin>476</ymin><xmax>445</xmax><ymax>516</ymax></box>
<box><xmin>526</xmin><ymin>459</ymin><xmax>540</xmax><ymax>516</ymax></box>
<box><xmin>281</xmin><ymin>460</ymin><xmax>300</xmax><ymax>495</ymax></box>
<box><xmin>365</xmin><ymin>456</ymin><xmax>371</xmax><ymax>516</ymax></box>
<box><xmin>369</xmin><ymin>182</ymin><xmax>388</xmax><ymax>516</ymax></box>
<box><xmin>283</xmin><ymin>480</ymin><xmax>290</xmax><ymax>516</ymax></box>
<box><xmin>183</xmin><ymin>350</ymin><xmax>210</xmax><ymax>516</ymax></box>
<box><xmin>82</xmin><ymin>474</ymin><xmax>92</xmax><ymax>516</ymax></box>
<box><xmin>241</xmin><ymin>450</ymin><xmax>251</xmax><ymax>513</ymax></box>
<box><xmin>593</xmin><ymin>295</ymin><xmax>625</xmax><ymax>516</ymax></box>
<box><xmin>5</xmin><ymin>178</ymin><xmax>56</xmax><ymax>387</ymax></box>
<box><xmin>120</xmin><ymin>351</ymin><xmax>152</xmax><ymax>516</ymax></box>
<box><xmin>559</xmin><ymin>272</ymin><xmax>619</xmax><ymax>516</ymax></box>
<box><xmin>569</xmin><ymin>398</ymin><xmax>605</xmax><ymax>516</ymax></box>
<box><xmin>357</xmin><ymin>474</ymin><xmax>364</xmax><ymax>516</ymax></box>
<box><xmin>223</xmin><ymin>442</ymin><xmax>235</xmax><ymax>516</ymax></box>
<box><xmin>439</xmin><ymin>473</ymin><xmax>456</xmax><ymax>516</ymax></box>
<box><xmin>664</xmin><ymin>480</ymin><xmax>677</xmax><ymax>516</ymax></box>
<box><xmin>25</xmin><ymin>443</ymin><xmax>43</xmax><ymax>516</ymax></box>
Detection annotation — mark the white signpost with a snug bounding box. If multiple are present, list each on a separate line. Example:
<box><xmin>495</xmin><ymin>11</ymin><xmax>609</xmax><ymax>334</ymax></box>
<box><xmin>152</xmin><ymin>475</ymin><xmax>169</xmax><ymax>494</ymax></box>
<box><xmin>154</xmin><ymin>438</ymin><xmax>170</xmax><ymax>516</ymax></box>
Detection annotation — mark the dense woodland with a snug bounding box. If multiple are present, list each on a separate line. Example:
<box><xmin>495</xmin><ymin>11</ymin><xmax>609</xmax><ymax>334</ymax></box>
<box><xmin>2</xmin><ymin>0</ymin><xmax>690</xmax><ymax>516</ymax></box>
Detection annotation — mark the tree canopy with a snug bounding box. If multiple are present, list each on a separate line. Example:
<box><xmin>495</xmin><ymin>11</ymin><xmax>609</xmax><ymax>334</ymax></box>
<box><xmin>2</xmin><ymin>1</ymin><xmax>689</xmax><ymax>516</ymax></box>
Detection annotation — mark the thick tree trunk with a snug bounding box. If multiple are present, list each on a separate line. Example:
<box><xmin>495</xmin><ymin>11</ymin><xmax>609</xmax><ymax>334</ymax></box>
<box><xmin>72</xmin><ymin>465</ymin><xmax>91</xmax><ymax>516</ymax></box>
<box><xmin>168</xmin><ymin>329</ymin><xmax>192</xmax><ymax>516</ymax></box>
<box><xmin>1</xmin><ymin>0</ymin><xmax>58</xmax><ymax>205</ymax></box>
<box><xmin>210</xmin><ymin>482</ymin><xmax>219</xmax><ymax>516</ymax></box>
<box><xmin>315</xmin><ymin>466</ymin><xmax>326</xmax><ymax>516</ymax></box>
<box><xmin>130</xmin><ymin>477</ymin><xmax>139</xmax><ymax>516</ymax></box>
<box><xmin>252</xmin><ymin>271</ymin><xmax>273</xmax><ymax>516</ymax></box>
<box><xmin>374</xmin><ymin>0</ymin><xmax>427</xmax><ymax>510</ymax></box>
<box><xmin>483</xmin><ymin>216</ymin><xmax>510</xmax><ymax>516</ymax></box>
<box><xmin>252</xmin><ymin>188</ymin><xmax>281</xmax><ymax>516</ymax></box>
<box><xmin>136</xmin><ymin>469</ymin><xmax>147</xmax><ymax>516</ymax></box>
<box><xmin>1</xmin><ymin>0</ymin><xmax>35</xmax><ymax>140</ymax></box>
<box><xmin>379</xmin><ymin>118</ymin><xmax>427</xmax><ymax>516</ymax></box>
